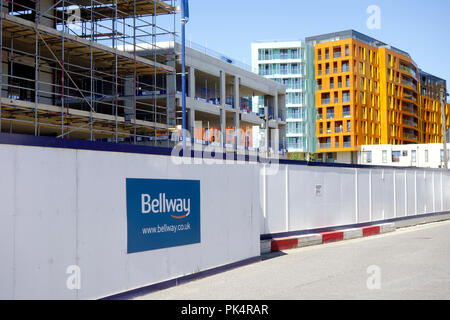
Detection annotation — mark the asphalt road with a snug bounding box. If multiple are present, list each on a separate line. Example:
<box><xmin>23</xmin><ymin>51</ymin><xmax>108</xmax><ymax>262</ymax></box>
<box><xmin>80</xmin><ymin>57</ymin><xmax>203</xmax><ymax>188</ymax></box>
<box><xmin>136</xmin><ymin>220</ymin><xmax>450</xmax><ymax>300</ymax></box>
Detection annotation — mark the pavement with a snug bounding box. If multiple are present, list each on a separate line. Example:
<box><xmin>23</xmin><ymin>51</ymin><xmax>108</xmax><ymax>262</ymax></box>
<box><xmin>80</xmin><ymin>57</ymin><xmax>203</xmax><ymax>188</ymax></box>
<box><xmin>135</xmin><ymin>220</ymin><xmax>450</xmax><ymax>300</ymax></box>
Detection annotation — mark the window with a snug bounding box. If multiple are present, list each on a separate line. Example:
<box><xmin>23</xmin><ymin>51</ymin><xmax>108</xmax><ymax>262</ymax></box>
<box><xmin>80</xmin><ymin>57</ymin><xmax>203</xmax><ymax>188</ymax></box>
<box><xmin>342</xmin><ymin>61</ymin><xmax>350</xmax><ymax>72</ymax></box>
<box><xmin>363</xmin><ymin>151</ymin><xmax>372</xmax><ymax>164</ymax></box>
<box><xmin>382</xmin><ymin>150</ymin><xmax>387</xmax><ymax>163</ymax></box>
<box><xmin>342</xmin><ymin>91</ymin><xmax>350</xmax><ymax>103</ymax></box>
<box><xmin>412</xmin><ymin>150</ymin><xmax>417</xmax><ymax>163</ymax></box>
<box><xmin>343</xmin><ymin>106</ymin><xmax>350</xmax><ymax>118</ymax></box>
<box><xmin>392</xmin><ymin>151</ymin><xmax>401</xmax><ymax>163</ymax></box>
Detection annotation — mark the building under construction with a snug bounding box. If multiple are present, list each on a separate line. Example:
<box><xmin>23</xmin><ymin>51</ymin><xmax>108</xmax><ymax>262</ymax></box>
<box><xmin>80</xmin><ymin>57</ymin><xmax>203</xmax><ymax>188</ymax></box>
<box><xmin>0</xmin><ymin>0</ymin><xmax>178</xmax><ymax>144</ymax></box>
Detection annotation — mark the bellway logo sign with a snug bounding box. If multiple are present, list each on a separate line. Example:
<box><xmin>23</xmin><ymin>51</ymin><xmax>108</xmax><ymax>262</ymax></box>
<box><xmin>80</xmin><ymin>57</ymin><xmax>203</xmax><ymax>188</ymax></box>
<box><xmin>126</xmin><ymin>178</ymin><xmax>201</xmax><ymax>253</ymax></box>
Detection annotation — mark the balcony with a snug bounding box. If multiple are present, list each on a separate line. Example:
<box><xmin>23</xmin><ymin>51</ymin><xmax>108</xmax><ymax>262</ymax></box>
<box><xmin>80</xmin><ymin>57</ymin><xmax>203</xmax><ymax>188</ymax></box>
<box><xmin>343</xmin><ymin>111</ymin><xmax>351</xmax><ymax>118</ymax></box>
<box><xmin>403</xmin><ymin>131</ymin><xmax>418</xmax><ymax>140</ymax></box>
<box><xmin>344</xmin><ymin>141</ymin><xmax>351</xmax><ymax>148</ymax></box>
<box><xmin>319</xmin><ymin>142</ymin><xmax>331</xmax><ymax>149</ymax></box>
<box><xmin>335</xmin><ymin>126</ymin><xmax>343</xmax><ymax>133</ymax></box>
<box><xmin>322</xmin><ymin>98</ymin><xmax>330</xmax><ymax>105</ymax></box>
<box><xmin>402</xmin><ymin>80</ymin><xmax>417</xmax><ymax>91</ymax></box>
<box><xmin>403</xmin><ymin>93</ymin><xmax>417</xmax><ymax>102</ymax></box>
<box><xmin>402</xmin><ymin>105</ymin><xmax>417</xmax><ymax>114</ymax></box>
<box><xmin>326</xmin><ymin>112</ymin><xmax>335</xmax><ymax>119</ymax></box>
<box><xmin>400</xmin><ymin>64</ymin><xmax>416</xmax><ymax>78</ymax></box>
<box><xmin>342</xmin><ymin>96</ymin><xmax>350</xmax><ymax>103</ymax></box>
<box><xmin>403</xmin><ymin>119</ymin><xmax>418</xmax><ymax>127</ymax></box>
<box><xmin>334</xmin><ymin>52</ymin><xmax>341</xmax><ymax>59</ymax></box>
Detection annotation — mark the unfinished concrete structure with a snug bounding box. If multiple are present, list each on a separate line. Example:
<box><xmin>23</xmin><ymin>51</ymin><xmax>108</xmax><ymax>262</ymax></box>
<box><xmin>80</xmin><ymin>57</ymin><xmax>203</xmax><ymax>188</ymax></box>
<box><xmin>0</xmin><ymin>0</ymin><xmax>177</xmax><ymax>143</ymax></box>
<box><xmin>133</xmin><ymin>41</ymin><xmax>287</xmax><ymax>153</ymax></box>
<box><xmin>0</xmin><ymin>1</ymin><xmax>286</xmax><ymax>153</ymax></box>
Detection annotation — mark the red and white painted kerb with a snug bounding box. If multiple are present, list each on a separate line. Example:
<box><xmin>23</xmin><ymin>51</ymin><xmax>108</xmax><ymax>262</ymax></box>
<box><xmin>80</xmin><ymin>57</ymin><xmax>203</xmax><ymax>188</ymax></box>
<box><xmin>261</xmin><ymin>223</ymin><xmax>396</xmax><ymax>254</ymax></box>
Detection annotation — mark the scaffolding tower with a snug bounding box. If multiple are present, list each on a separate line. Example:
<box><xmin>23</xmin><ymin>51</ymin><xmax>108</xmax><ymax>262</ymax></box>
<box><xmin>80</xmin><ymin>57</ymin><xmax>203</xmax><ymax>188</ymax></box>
<box><xmin>0</xmin><ymin>0</ymin><xmax>177</xmax><ymax>145</ymax></box>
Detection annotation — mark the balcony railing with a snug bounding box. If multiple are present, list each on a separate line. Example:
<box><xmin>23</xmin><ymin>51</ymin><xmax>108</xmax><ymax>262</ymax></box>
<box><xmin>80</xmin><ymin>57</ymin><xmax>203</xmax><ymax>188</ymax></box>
<box><xmin>326</xmin><ymin>112</ymin><xmax>335</xmax><ymax>119</ymax></box>
<box><xmin>404</xmin><ymin>132</ymin><xmax>418</xmax><ymax>140</ymax></box>
<box><xmin>342</xmin><ymin>65</ymin><xmax>350</xmax><ymax>72</ymax></box>
<box><xmin>319</xmin><ymin>142</ymin><xmax>331</xmax><ymax>149</ymax></box>
<box><xmin>343</xmin><ymin>141</ymin><xmax>351</xmax><ymax>148</ymax></box>
<box><xmin>402</xmin><ymin>105</ymin><xmax>417</xmax><ymax>114</ymax></box>
<box><xmin>334</xmin><ymin>52</ymin><xmax>341</xmax><ymax>58</ymax></box>
<box><xmin>400</xmin><ymin>65</ymin><xmax>416</xmax><ymax>78</ymax></box>
<box><xmin>403</xmin><ymin>120</ymin><xmax>418</xmax><ymax>127</ymax></box>
<box><xmin>322</xmin><ymin>98</ymin><xmax>330</xmax><ymax>105</ymax></box>
<box><xmin>402</xmin><ymin>80</ymin><xmax>417</xmax><ymax>91</ymax></box>
<box><xmin>403</xmin><ymin>94</ymin><xmax>417</xmax><ymax>102</ymax></box>
<box><xmin>343</xmin><ymin>111</ymin><xmax>351</xmax><ymax>118</ymax></box>
<box><xmin>335</xmin><ymin>127</ymin><xmax>343</xmax><ymax>133</ymax></box>
<box><xmin>342</xmin><ymin>96</ymin><xmax>350</xmax><ymax>103</ymax></box>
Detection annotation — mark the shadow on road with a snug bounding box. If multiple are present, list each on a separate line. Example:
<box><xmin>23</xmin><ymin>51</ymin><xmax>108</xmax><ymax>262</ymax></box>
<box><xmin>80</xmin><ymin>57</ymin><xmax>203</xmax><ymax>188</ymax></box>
<box><xmin>261</xmin><ymin>251</ymin><xmax>287</xmax><ymax>261</ymax></box>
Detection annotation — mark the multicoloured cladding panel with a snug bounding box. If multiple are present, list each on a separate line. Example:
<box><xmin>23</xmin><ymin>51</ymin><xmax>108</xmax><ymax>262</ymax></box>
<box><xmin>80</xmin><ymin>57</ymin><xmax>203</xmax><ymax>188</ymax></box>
<box><xmin>314</xmin><ymin>38</ymin><xmax>449</xmax><ymax>153</ymax></box>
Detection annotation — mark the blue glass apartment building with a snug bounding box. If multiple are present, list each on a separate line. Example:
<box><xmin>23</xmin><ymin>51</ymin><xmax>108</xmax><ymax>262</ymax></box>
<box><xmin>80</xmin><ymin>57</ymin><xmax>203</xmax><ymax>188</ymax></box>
<box><xmin>251</xmin><ymin>41</ymin><xmax>317</xmax><ymax>153</ymax></box>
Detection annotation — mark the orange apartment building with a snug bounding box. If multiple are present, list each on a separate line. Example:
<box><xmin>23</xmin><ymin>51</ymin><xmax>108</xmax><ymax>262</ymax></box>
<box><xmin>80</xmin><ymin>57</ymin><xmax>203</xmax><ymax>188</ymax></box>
<box><xmin>306</xmin><ymin>30</ymin><xmax>449</xmax><ymax>163</ymax></box>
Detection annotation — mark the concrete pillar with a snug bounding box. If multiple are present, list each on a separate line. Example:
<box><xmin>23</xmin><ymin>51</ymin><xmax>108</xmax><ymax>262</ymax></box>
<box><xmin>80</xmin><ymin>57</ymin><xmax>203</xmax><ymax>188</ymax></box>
<box><xmin>274</xmin><ymin>93</ymin><xmax>279</xmax><ymax>120</ymax></box>
<box><xmin>234</xmin><ymin>76</ymin><xmax>240</xmax><ymax>149</ymax></box>
<box><xmin>234</xmin><ymin>76</ymin><xmax>239</xmax><ymax>110</ymax></box>
<box><xmin>234</xmin><ymin>112</ymin><xmax>240</xmax><ymax>149</ymax></box>
<box><xmin>124</xmin><ymin>77</ymin><xmax>134</xmax><ymax>123</ymax></box>
<box><xmin>188</xmin><ymin>108</ymin><xmax>195</xmax><ymax>141</ymax></box>
<box><xmin>220</xmin><ymin>70</ymin><xmax>226</xmax><ymax>106</ymax></box>
<box><xmin>220</xmin><ymin>108</ymin><xmax>226</xmax><ymax>147</ymax></box>
<box><xmin>188</xmin><ymin>66</ymin><xmax>195</xmax><ymax>98</ymax></box>
<box><xmin>166</xmin><ymin>59</ymin><xmax>176</xmax><ymax>127</ymax></box>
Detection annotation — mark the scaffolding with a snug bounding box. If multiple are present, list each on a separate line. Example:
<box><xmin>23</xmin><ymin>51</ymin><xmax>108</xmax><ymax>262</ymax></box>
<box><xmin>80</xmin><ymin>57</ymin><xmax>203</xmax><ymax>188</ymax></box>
<box><xmin>0</xmin><ymin>0</ymin><xmax>178</xmax><ymax>145</ymax></box>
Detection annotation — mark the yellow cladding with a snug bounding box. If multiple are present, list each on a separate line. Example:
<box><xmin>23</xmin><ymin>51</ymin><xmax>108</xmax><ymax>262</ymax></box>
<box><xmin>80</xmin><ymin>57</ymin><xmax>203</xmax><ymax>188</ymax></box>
<box><xmin>315</xmin><ymin>37</ymin><xmax>449</xmax><ymax>153</ymax></box>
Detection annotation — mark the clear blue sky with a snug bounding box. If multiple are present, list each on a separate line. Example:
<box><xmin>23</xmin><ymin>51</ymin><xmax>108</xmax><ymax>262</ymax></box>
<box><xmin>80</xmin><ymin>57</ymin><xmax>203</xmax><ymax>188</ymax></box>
<box><xmin>180</xmin><ymin>0</ymin><xmax>450</xmax><ymax>99</ymax></box>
